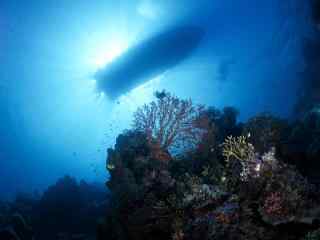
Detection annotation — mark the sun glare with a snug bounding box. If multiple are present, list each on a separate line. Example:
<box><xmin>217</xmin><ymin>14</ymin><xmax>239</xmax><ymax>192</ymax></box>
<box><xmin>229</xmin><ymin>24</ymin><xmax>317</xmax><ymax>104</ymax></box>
<box><xmin>93</xmin><ymin>40</ymin><xmax>129</xmax><ymax>69</ymax></box>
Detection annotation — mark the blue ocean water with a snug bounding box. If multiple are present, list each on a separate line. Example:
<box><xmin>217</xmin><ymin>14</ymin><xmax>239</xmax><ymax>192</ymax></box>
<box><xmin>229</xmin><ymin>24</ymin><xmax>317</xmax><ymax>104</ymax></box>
<box><xmin>0</xmin><ymin>0</ymin><xmax>313</xmax><ymax>200</ymax></box>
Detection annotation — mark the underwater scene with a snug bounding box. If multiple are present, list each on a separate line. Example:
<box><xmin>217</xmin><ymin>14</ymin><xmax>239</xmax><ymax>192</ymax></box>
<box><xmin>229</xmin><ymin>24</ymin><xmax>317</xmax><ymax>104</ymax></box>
<box><xmin>1</xmin><ymin>0</ymin><xmax>320</xmax><ymax>239</ymax></box>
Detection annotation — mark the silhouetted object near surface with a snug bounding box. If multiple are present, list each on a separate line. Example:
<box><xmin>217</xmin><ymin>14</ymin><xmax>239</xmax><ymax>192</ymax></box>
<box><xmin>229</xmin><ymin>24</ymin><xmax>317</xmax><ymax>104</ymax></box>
<box><xmin>94</xmin><ymin>25</ymin><xmax>204</xmax><ymax>99</ymax></box>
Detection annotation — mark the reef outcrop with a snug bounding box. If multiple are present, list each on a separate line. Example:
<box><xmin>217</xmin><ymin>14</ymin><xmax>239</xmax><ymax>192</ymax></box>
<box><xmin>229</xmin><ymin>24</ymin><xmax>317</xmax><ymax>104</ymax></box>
<box><xmin>102</xmin><ymin>93</ymin><xmax>320</xmax><ymax>240</ymax></box>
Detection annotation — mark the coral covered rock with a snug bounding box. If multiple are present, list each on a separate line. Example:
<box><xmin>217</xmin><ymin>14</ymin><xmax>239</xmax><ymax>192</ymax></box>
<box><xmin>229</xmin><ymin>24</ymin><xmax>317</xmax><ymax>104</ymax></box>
<box><xmin>102</xmin><ymin>94</ymin><xmax>320</xmax><ymax>240</ymax></box>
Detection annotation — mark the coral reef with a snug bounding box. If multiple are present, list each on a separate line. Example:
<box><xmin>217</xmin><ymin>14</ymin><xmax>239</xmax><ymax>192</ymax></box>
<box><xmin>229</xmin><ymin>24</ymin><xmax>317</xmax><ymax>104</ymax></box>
<box><xmin>36</xmin><ymin>176</ymin><xmax>108</xmax><ymax>239</ymax></box>
<box><xmin>0</xmin><ymin>177</ymin><xmax>108</xmax><ymax>240</ymax></box>
<box><xmin>2</xmin><ymin>93</ymin><xmax>320</xmax><ymax>240</ymax></box>
<box><xmin>242</xmin><ymin>113</ymin><xmax>288</xmax><ymax>154</ymax></box>
<box><xmin>0</xmin><ymin>211</ymin><xmax>34</xmax><ymax>240</ymax></box>
<box><xmin>102</xmin><ymin>93</ymin><xmax>320</xmax><ymax>240</ymax></box>
<box><xmin>277</xmin><ymin>108</ymin><xmax>320</xmax><ymax>184</ymax></box>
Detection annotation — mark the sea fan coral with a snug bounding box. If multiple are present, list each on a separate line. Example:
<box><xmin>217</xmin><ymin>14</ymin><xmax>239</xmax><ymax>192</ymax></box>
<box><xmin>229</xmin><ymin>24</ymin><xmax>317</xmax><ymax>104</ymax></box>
<box><xmin>133</xmin><ymin>91</ymin><xmax>208</xmax><ymax>153</ymax></box>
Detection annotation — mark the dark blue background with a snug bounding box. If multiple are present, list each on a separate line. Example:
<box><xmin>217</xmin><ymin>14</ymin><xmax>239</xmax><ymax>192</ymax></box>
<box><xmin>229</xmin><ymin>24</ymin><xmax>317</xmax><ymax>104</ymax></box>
<box><xmin>0</xmin><ymin>0</ymin><xmax>312</xmax><ymax>199</ymax></box>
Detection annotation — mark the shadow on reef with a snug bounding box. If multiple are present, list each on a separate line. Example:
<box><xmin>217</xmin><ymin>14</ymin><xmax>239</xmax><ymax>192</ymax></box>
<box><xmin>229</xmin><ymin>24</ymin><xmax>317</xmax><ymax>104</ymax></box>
<box><xmin>0</xmin><ymin>176</ymin><xmax>109</xmax><ymax>240</ymax></box>
<box><xmin>99</xmin><ymin>91</ymin><xmax>320</xmax><ymax>240</ymax></box>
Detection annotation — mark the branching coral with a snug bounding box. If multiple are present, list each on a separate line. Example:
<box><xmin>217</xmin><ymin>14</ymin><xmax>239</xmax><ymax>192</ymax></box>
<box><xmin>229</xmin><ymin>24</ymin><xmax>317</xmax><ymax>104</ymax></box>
<box><xmin>222</xmin><ymin>135</ymin><xmax>255</xmax><ymax>163</ymax></box>
<box><xmin>133</xmin><ymin>91</ymin><xmax>208</xmax><ymax>153</ymax></box>
<box><xmin>222</xmin><ymin>135</ymin><xmax>257</xmax><ymax>181</ymax></box>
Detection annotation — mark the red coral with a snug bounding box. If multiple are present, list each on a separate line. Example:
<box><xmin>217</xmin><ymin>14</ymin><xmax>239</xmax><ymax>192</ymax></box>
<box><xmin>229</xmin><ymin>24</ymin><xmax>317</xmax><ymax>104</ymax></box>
<box><xmin>149</xmin><ymin>141</ymin><xmax>172</xmax><ymax>163</ymax></box>
<box><xmin>262</xmin><ymin>192</ymin><xmax>287</xmax><ymax>218</ymax></box>
<box><xmin>133</xmin><ymin>92</ymin><xmax>208</xmax><ymax>153</ymax></box>
<box><xmin>216</xmin><ymin>212</ymin><xmax>232</xmax><ymax>224</ymax></box>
